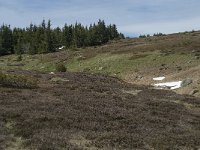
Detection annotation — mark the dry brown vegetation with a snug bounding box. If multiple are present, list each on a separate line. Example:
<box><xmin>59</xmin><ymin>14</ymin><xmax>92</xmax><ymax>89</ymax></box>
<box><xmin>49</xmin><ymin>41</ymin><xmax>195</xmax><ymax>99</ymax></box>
<box><xmin>1</xmin><ymin>31</ymin><xmax>200</xmax><ymax>149</ymax></box>
<box><xmin>0</xmin><ymin>70</ymin><xmax>200</xmax><ymax>150</ymax></box>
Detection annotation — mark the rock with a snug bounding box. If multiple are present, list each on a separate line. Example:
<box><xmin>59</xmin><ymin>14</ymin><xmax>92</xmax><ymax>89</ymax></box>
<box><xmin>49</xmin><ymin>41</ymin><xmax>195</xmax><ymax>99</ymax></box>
<box><xmin>194</xmin><ymin>53</ymin><xmax>200</xmax><ymax>56</ymax></box>
<box><xmin>77</xmin><ymin>56</ymin><xmax>86</xmax><ymax>60</ymax></box>
<box><xmin>181</xmin><ymin>79</ymin><xmax>193</xmax><ymax>87</ymax></box>
<box><xmin>192</xmin><ymin>50</ymin><xmax>196</xmax><ymax>53</ymax></box>
<box><xmin>122</xmin><ymin>89</ymin><xmax>142</xmax><ymax>96</ymax></box>
<box><xmin>189</xmin><ymin>90</ymin><xmax>199</xmax><ymax>95</ymax></box>
<box><xmin>136</xmin><ymin>76</ymin><xmax>143</xmax><ymax>79</ymax></box>
<box><xmin>98</xmin><ymin>67</ymin><xmax>103</xmax><ymax>71</ymax></box>
<box><xmin>195</xmin><ymin>56</ymin><xmax>200</xmax><ymax>60</ymax></box>
<box><xmin>176</xmin><ymin>66</ymin><xmax>182</xmax><ymax>71</ymax></box>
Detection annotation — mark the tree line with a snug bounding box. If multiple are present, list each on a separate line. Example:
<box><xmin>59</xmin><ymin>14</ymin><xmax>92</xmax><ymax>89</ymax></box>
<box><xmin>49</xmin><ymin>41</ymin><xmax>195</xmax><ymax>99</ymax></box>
<box><xmin>0</xmin><ymin>19</ymin><xmax>124</xmax><ymax>56</ymax></box>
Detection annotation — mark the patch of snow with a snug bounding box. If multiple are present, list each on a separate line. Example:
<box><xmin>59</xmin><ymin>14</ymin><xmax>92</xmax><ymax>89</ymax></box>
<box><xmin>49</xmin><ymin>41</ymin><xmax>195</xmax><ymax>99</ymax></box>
<box><xmin>154</xmin><ymin>81</ymin><xmax>182</xmax><ymax>90</ymax></box>
<box><xmin>153</xmin><ymin>76</ymin><xmax>165</xmax><ymax>81</ymax></box>
<box><xmin>59</xmin><ymin>46</ymin><xmax>65</xmax><ymax>50</ymax></box>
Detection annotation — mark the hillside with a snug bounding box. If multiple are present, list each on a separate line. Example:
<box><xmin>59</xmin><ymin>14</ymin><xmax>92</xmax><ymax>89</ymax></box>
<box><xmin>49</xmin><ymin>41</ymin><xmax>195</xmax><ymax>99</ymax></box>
<box><xmin>1</xmin><ymin>31</ymin><xmax>200</xmax><ymax>96</ymax></box>
<box><xmin>0</xmin><ymin>31</ymin><xmax>200</xmax><ymax>149</ymax></box>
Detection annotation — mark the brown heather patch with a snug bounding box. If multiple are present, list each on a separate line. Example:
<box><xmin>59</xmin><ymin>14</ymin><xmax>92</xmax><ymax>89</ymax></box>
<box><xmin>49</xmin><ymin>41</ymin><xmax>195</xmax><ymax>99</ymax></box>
<box><xmin>0</xmin><ymin>70</ymin><xmax>199</xmax><ymax>150</ymax></box>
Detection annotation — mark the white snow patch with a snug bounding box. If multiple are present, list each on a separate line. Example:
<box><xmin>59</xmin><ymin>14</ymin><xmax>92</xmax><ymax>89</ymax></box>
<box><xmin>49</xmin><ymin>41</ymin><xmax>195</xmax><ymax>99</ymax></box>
<box><xmin>154</xmin><ymin>81</ymin><xmax>182</xmax><ymax>90</ymax></box>
<box><xmin>59</xmin><ymin>46</ymin><xmax>65</xmax><ymax>50</ymax></box>
<box><xmin>153</xmin><ymin>76</ymin><xmax>165</xmax><ymax>81</ymax></box>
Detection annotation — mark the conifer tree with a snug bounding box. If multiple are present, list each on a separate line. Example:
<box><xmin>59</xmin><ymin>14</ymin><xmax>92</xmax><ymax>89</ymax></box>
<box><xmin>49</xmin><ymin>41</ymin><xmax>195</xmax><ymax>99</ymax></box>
<box><xmin>0</xmin><ymin>36</ymin><xmax>3</xmax><ymax>55</ymax></box>
<box><xmin>46</xmin><ymin>20</ymin><xmax>54</xmax><ymax>52</ymax></box>
<box><xmin>0</xmin><ymin>25</ymin><xmax>13</xmax><ymax>54</ymax></box>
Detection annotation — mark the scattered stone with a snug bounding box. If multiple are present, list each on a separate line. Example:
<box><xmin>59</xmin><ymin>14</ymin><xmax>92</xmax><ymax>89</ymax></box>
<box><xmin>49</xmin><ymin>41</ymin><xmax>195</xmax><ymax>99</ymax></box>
<box><xmin>159</xmin><ymin>68</ymin><xmax>163</xmax><ymax>71</ymax></box>
<box><xmin>98</xmin><ymin>67</ymin><xmax>103</xmax><ymax>71</ymax></box>
<box><xmin>77</xmin><ymin>56</ymin><xmax>86</xmax><ymax>60</ymax></box>
<box><xmin>122</xmin><ymin>89</ymin><xmax>142</xmax><ymax>96</ymax></box>
<box><xmin>195</xmin><ymin>56</ymin><xmax>200</xmax><ymax>60</ymax></box>
<box><xmin>136</xmin><ymin>76</ymin><xmax>143</xmax><ymax>80</ymax></box>
<box><xmin>194</xmin><ymin>53</ymin><xmax>200</xmax><ymax>56</ymax></box>
<box><xmin>197</xmin><ymin>80</ymin><xmax>200</xmax><ymax>85</ymax></box>
<box><xmin>192</xmin><ymin>50</ymin><xmax>196</xmax><ymax>53</ymax></box>
<box><xmin>189</xmin><ymin>90</ymin><xmax>199</xmax><ymax>95</ymax></box>
<box><xmin>50</xmin><ymin>72</ymin><xmax>55</xmax><ymax>75</ymax></box>
<box><xmin>51</xmin><ymin>77</ymin><xmax>69</xmax><ymax>82</ymax></box>
<box><xmin>176</xmin><ymin>66</ymin><xmax>182</xmax><ymax>71</ymax></box>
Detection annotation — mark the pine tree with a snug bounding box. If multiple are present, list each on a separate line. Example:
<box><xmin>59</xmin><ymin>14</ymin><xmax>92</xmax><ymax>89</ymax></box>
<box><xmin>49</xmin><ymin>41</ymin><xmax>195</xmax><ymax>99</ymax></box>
<box><xmin>46</xmin><ymin>20</ymin><xmax>54</xmax><ymax>52</ymax></box>
<box><xmin>96</xmin><ymin>19</ymin><xmax>108</xmax><ymax>44</ymax></box>
<box><xmin>15</xmin><ymin>37</ymin><xmax>22</xmax><ymax>55</ymax></box>
<box><xmin>0</xmin><ymin>25</ymin><xmax>13</xmax><ymax>54</ymax></box>
<box><xmin>53</xmin><ymin>27</ymin><xmax>62</xmax><ymax>49</ymax></box>
<box><xmin>37</xmin><ymin>20</ymin><xmax>47</xmax><ymax>53</ymax></box>
<box><xmin>62</xmin><ymin>24</ymin><xmax>73</xmax><ymax>48</ymax></box>
<box><xmin>0</xmin><ymin>36</ymin><xmax>3</xmax><ymax>56</ymax></box>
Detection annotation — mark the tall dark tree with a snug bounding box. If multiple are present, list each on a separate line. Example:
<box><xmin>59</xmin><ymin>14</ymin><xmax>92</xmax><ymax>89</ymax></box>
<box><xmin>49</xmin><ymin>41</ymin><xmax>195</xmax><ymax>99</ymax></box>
<box><xmin>62</xmin><ymin>24</ymin><xmax>73</xmax><ymax>48</ymax></box>
<box><xmin>0</xmin><ymin>25</ymin><xmax>13</xmax><ymax>55</ymax></box>
<box><xmin>53</xmin><ymin>27</ymin><xmax>62</xmax><ymax>49</ymax></box>
<box><xmin>0</xmin><ymin>36</ymin><xmax>3</xmax><ymax>55</ymax></box>
<box><xmin>46</xmin><ymin>20</ymin><xmax>54</xmax><ymax>52</ymax></box>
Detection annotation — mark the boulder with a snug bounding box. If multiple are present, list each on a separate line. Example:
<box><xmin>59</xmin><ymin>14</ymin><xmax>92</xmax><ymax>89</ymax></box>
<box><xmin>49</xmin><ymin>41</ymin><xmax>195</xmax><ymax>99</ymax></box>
<box><xmin>181</xmin><ymin>79</ymin><xmax>193</xmax><ymax>87</ymax></box>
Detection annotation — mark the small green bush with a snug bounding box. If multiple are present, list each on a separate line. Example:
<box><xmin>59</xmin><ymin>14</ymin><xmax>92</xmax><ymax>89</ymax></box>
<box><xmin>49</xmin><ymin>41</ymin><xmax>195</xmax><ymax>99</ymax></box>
<box><xmin>55</xmin><ymin>63</ymin><xmax>67</xmax><ymax>72</ymax></box>
<box><xmin>17</xmin><ymin>55</ymin><xmax>22</xmax><ymax>61</ymax></box>
<box><xmin>0</xmin><ymin>73</ymin><xmax>38</xmax><ymax>89</ymax></box>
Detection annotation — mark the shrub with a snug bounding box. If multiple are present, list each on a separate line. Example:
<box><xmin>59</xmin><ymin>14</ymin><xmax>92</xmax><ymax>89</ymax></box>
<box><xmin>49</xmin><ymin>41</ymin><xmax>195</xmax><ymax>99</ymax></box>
<box><xmin>55</xmin><ymin>63</ymin><xmax>67</xmax><ymax>72</ymax></box>
<box><xmin>17</xmin><ymin>55</ymin><xmax>22</xmax><ymax>61</ymax></box>
<box><xmin>0</xmin><ymin>73</ymin><xmax>38</xmax><ymax>89</ymax></box>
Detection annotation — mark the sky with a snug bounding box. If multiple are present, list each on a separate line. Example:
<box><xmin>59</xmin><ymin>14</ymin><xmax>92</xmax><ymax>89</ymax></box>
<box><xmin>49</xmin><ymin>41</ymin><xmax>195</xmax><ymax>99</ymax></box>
<box><xmin>0</xmin><ymin>0</ymin><xmax>200</xmax><ymax>36</ymax></box>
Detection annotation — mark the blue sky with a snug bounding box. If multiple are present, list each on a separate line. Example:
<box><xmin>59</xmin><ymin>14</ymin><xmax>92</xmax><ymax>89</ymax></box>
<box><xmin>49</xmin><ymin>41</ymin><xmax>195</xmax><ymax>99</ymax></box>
<box><xmin>0</xmin><ymin>0</ymin><xmax>200</xmax><ymax>36</ymax></box>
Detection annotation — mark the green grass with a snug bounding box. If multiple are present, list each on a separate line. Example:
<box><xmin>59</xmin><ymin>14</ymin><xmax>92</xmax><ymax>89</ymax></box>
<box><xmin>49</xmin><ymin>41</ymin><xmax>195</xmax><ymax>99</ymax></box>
<box><xmin>0</xmin><ymin>72</ymin><xmax>38</xmax><ymax>89</ymax></box>
<box><xmin>5</xmin><ymin>137</ymin><xmax>26</xmax><ymax>150</ymax></box>
<box><xmin>66</xmin><ymin>51</ymin><xmax>196</xmax><ymax>78</ymax></box>
<box><xmin>0</xmin><ymin>51</ymin><xmax>197</xmax><ymax>80</ymax></box>
<box><xmin>0</xmin><ymin>54</ymin><xmax>56</xmax><ymax>72</ymax></box>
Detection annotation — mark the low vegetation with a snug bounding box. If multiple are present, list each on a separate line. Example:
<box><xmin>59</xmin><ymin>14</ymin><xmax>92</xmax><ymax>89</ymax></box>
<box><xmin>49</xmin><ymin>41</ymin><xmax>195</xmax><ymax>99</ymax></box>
<box><xmin>0</xmin><ymin>70</ymin><xmax>199</xmax><ymax>149</ymax></box>
<box><xmin>55</xmin><ymin>63</ymin><xmax>67</xmax><ymax>72</ymax></box>
<box><xmin>0</xmin><ymin>72</ymin><xmax>38</xmax><ymax>89</ymax></box>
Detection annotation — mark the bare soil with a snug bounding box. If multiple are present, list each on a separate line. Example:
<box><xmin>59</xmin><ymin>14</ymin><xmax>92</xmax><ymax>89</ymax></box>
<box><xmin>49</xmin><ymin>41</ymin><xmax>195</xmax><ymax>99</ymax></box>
<box><xmin>0</xmin><ymin>70</ymin><xmax>200</xmax><ymax>150</ymax></box>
